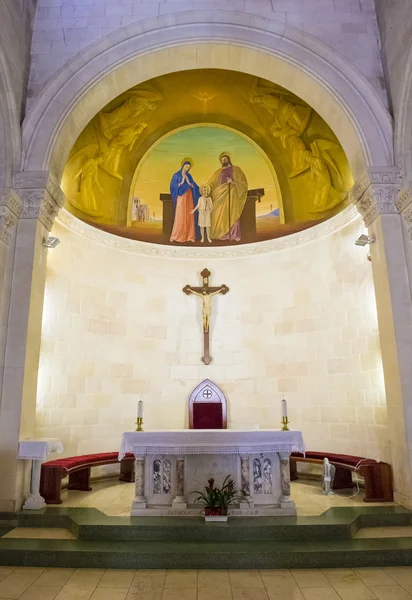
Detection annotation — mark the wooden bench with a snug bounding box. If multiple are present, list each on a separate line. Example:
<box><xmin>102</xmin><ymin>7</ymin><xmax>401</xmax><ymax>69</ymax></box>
<box><xmin>290</xmin><ymin>451</ymin><xmax>393</xmax><ymax>502</ymax></box>
<box><xmin>40</xmin><ymin>452</ymin><xmax>135</xmax><ymax>504</ymax></box>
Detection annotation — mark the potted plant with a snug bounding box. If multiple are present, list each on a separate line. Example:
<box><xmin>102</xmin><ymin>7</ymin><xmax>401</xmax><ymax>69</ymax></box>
<box><xmin>191</xmin><ymin>476</ymin><xmax>249</xmax><ymax>522</ymax></box>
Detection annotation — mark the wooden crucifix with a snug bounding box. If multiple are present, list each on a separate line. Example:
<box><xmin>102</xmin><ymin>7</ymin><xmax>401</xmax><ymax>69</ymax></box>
<box><xmin>183</xmin><ymin>269</ymin><xmax>229</xmax><ymax>365</ymax></box>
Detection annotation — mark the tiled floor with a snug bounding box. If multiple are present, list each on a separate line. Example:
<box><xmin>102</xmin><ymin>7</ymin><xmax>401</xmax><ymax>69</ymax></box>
<box><xmin>2</xmin><ymin>529</ymin><xmax>76</xmax><ymax>540</ymax></box>
<box><xmin>57</xmin><ymin>478</ymin><xmax>396</xmax><ymax>517</ymax></box>
<box><xmin>355</xmin><ymin>527</ymin><xmax>412</xmax><ymax>539</ymax></box>
<box><xmin>0</xmin><ymin>568</ymin><xmax>411</xmax><ymax>600</ymax></box>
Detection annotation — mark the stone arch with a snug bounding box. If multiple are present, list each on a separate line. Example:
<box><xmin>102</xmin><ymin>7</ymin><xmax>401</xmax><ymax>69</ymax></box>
<box><xmin>0</xmin><ymin>48</ymin><xmax>20</xmax><ymax>188</ymax></box>
<box><xmin>21</xmin><ymin>10</ymin><xmax>394</xmax><ymax>187</ymax></box>
<box><xmin>395</xmin><ymin>42</ymin><xmax>412</xmax><ymax>183</ymax></box>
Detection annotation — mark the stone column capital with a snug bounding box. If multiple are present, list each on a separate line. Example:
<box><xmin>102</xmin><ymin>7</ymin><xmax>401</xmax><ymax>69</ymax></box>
<box><xmin>13</xmin><ymin>171</ymin><xmax>66</xmax><ymax>231</ymax></box>
<box><xmin>350</xmin><ymin>167</ymin><xmax>402</xmax><ymax>227</ymax></box>
<box><xmin>0</xmin><ymin>188</ymin><xmax>23</xmax><ymax>246</ymax></box>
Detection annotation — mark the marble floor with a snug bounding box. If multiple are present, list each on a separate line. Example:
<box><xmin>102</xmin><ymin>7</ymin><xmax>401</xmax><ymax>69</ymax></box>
<box><xmin>3</xmin><ymin>528</ymin><xmax>76</xmax><ymax>540</ymax></box>
<box><xmin>57</xmin><ymin>478</ymin><xmax>396</xmax><ymax>517</ymax></box>
<box><xmin>355</xmin><ymin>527</ymin><xmax>412</xmax><ymax>539</ymax></box>
<box><xmin>0</xmin><ymin>567</ymin><xmax>412</xmax><ymax>600</ymax></box>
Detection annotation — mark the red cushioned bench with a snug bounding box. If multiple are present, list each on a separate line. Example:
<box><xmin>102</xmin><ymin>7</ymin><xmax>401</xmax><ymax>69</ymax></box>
<box><xmin>40</xmin><ymin>452</ymin><xmax>135</xmax><ymax>504</ymax></box>
<box><xmin>290</xmin><ymin>452</ymin><xmax>393</xmax><ymax>502</ymax></box>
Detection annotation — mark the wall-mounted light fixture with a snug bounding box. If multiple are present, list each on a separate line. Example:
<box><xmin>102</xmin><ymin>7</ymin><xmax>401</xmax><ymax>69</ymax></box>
<box><xmin>355</xmin><ymin>234</ymin><xmax>375</xmax><ymax>262</ymax></box>
<box><xmin>355</xmin><ymin>234</ymin><xmax>375</xmax><ymax>247</ymax></box>
<box><xmin>43</xmin><ymin>236</ymin><xmax>60</xmax><ymax>249</ymax></box>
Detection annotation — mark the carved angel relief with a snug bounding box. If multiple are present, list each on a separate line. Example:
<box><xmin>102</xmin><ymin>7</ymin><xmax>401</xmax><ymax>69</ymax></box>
<box><xmin>250</xmin><ymin>81</ymin><xmax>350</xmax><ymax>215</ymax></box>
<box><xmin>65</xmin><ymin>87</ymin><xmax>162</xmax><ymax>217</ymax></box>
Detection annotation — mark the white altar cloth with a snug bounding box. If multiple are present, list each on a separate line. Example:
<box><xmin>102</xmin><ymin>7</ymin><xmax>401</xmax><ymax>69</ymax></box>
<box><xmin>119</xmin><ymin>429</ymin><xmax>306</xmax><ymax>459</ymax></box>
<box><xmin>18</xmin><ymin>438</ymin><xmax>64</xmax><ymax>460</ymax></box>
<box><xmin>119</xmin><ymin>430</ymin><xmax>305</xmax><ymax>517</ymax></box>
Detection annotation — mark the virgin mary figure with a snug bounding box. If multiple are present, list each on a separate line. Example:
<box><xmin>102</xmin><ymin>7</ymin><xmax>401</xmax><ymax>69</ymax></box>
<box><xmin>170</xmin><ymin>159</ymin><xmax>200</xmax><ymax>243</ymax></box>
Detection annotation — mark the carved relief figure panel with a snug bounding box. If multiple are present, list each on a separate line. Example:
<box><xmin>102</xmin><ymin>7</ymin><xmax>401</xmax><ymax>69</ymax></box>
<box><xmin>249</xmin><ymin>455</ymin><xmax>278</xmax><ymax>505</ymax></box>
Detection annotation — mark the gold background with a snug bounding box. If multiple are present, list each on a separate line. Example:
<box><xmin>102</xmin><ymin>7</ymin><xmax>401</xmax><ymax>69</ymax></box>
<box><xmin>61</xmin><ymin>69</ymin><xmax>353</xmax><ymax>244</ymax></box>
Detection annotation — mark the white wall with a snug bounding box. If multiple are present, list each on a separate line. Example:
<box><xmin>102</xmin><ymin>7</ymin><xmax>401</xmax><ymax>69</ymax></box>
<box><xmin>34</xmin><ymin>213</ymin><xmax>390</xmax><ymax>462</ymax></box>
<box><xmin>30</xmin><ymin>0</ymin><xmax>386</xmax><ymax>105</ymax></box>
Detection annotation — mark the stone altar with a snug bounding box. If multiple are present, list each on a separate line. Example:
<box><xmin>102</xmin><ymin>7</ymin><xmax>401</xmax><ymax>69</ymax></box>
<box><xmin>119</xmin><ymin>429</ymin><xmax>305</xmax><ymax>517</ymax></box>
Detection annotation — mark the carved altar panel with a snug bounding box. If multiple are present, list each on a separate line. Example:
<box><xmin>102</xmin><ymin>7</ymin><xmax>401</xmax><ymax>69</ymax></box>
<box><xmin>149</xmin><ymin>456</ymin><xmax>174</xmax><ymax>504</ymax></box>
<box><xmin>249</xmin><ymin>454</ymin><xmax>280</xmax><ymax>505</ymax></box>
<box><xmin>186</xmin><ymin>454</ymin><xmax>238</xmax><ymax>500</ymax></box>
<box><xmin>189</xmin><ymin>379</ymin><xmax>227</xmax><ymax>429</ymax></box>
<box><xmin>253</xmin><ymin>457</ymin><xmax>273</xmax><ymax>495</ymax></box>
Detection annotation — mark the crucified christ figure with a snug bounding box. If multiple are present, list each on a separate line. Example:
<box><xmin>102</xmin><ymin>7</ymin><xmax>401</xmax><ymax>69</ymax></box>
<box><xmin>183</xmin><ymin>269</ymin><xmax>229</xmax><ymax>365</ymax></box>
<box><xmin>187</xmin><ymin>287</ymin><xmax>225</xmax><ymax>333</ymax></box>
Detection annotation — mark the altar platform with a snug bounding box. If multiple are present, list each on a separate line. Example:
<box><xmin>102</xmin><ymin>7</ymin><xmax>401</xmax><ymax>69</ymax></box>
<box><xmin>0</xmin><ymin>504</ymin><xmax>412</xmax><ymax>569</ymax></box>
<box><xmin>119</xmin><ymin>429</ymin><xmax>305</xmax><ymax>517</ymax></box>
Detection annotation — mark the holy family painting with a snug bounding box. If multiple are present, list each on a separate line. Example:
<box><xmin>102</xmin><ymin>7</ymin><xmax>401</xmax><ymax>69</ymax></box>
<box><xmin>169</xmin><ymin>153</ymin><xmax>248</xmax><ymax>244</ymax></box>
<box><xmin>129</xmin><ymin>126</ymin><xmax>287</xmax><ymax>246</ymax></box>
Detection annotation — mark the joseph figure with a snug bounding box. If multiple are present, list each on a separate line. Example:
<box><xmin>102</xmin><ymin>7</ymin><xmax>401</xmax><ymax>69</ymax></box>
<box><xmin>208</xmin><ymin>153</ymin><xmax>248</xmax><ymax>241</ymax></box>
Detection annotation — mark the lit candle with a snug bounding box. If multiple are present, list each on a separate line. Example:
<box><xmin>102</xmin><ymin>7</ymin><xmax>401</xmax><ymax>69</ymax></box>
<box><xmin>137</xmin><ymin>398</ymin><xmax>143</xmax><ymax>419</ymax></box>
<box><xmin>281</xmin><ymin>397</ymin><xmax>288</xmax><ymax>419</ymax></box>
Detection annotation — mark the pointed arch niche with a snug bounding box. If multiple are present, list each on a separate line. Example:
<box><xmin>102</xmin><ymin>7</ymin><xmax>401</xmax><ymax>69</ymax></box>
<box><xmin>189</xmin><ymin>379</ymin><xmax>227</xmax><ymax>430</ymax></box>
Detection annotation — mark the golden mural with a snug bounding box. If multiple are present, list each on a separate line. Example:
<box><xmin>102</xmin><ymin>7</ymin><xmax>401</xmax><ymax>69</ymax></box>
<box><xmin>132</xmin><ymin>126</ymin><xmax>278</xmax><ymax>244</ymax></box>
<box><xmin>61</xmin><ymin>70</ymin><xmax>353</xmax><ymax>246</ymax></box>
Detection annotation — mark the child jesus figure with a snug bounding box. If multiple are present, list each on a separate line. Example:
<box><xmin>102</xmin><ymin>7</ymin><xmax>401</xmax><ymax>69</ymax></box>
<box><xmin>192</xmin><ymin>184</ymin><xmax>213</xmax><ymax>243</ymax></box>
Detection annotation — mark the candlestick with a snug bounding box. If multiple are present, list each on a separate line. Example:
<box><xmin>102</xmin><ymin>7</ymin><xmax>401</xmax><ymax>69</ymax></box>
<box><xmin>281</xmin><ymin>397</ymin><xmax>288</xmax><ymax>419</ymax></box>
<box><xmin>136</xmin><ymin>417</ymin><xmax>143</xmax><ymax>432</ymax></box>
<box><xmin>281</xmin><ymin>416</ymin><xmax>289</xmax><ymax>431</ymax></box>
<box><xmin>137</xmin><ymin>398</ymin><xmax>143</xmax><ymax>419</ymax></box>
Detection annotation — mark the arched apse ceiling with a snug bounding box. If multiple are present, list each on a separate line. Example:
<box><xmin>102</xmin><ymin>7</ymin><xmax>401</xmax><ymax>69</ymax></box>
<box><xmin>21</xmin><ymin>11</ymin><xmax>393</xmax><ymax>184</ymax></box>
<box><xmin>61</xmin><ymin>69</ymin><xmax>353</xmax><ymax>247</ymax></box>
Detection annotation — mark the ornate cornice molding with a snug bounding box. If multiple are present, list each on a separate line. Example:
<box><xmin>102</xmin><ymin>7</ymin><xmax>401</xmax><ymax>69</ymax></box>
<box><xmin>396</xmin><ymin>187</ymin><xmax>412</xmax><ymax>239</ymax></box>
<box><xmin>56</xmin><ymin>205</ymin><xmax>359</xmax><ymax>258</ymax></box>
<box><xmin>401</xmin><ymin>203</ymin><xmax>412</xmax><ymax>239</ymax></box>
<box><xmin>0</xmin><ymin>207</ymin><xmax>18</xmax><ymax>247</ymax></box>
<box><xmin>0</xmin><ymin>189</ymin><xmax>23</xmax><ymax>246</ymax></box>
<box><xmin>0</xmin><ymin>188</ymin><xmax>23</xmax><ymax>217</ymax></box>
<box><xmin>14</xmin><ymin>171</ymin><xmax>66</xmax><ymax>231</ymax></box>
<box><xmin>350</xmin><ymin>167</ymin><xmax>401</xmax><ymax>227</ymax></box>
<box><xmin>396</xmin><ymin>187</ymin><xmax>412</xmax><ymax>213</ymax></box>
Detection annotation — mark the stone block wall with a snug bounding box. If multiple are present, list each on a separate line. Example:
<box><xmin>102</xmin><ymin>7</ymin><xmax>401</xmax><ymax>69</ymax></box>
<box><xmin>34</xmin><ymin>214</ymin><xmax>390</xmax><ymax>463</ymax></box>
<box><xmin>30</xmin><ymin>0</ymin><xmax>387</xmax><ymax>104</ymax></box>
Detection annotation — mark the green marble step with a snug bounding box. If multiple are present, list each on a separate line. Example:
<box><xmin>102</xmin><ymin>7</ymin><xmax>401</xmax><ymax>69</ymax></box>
<box><xmin>0</xmin><ymin>528</ymin><xmax>12</xmax><ymax>538</ymax></box>
<box><xmin>8</xmin><ymin>506</ymin><xmax>412</xmax><ymax>543</ymax></box>
<box><xmin>0</xmin><ymin>513</ymin><xmax>18</xmax><ymax>529</ymax></box>
<box><xmin>1</xmin><ymin>536</ymin><xmax>412</xmax><ymax>569</ymax></box>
